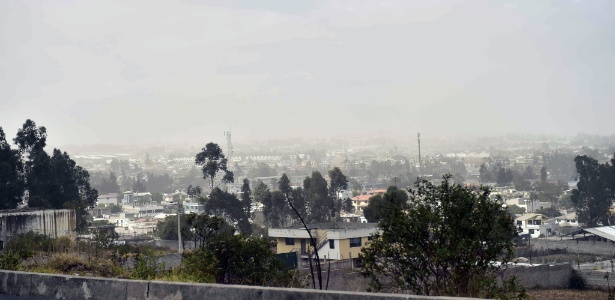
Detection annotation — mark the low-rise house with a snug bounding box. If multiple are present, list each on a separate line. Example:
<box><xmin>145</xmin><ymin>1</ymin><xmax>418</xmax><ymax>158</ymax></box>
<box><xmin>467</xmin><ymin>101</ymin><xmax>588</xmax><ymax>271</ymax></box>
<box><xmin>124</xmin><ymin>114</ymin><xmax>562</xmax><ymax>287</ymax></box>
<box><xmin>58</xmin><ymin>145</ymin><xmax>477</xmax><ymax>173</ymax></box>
<box><xmin>515</xmin><ymin>214</ymin><xmax>549</xmax><ymax>238</ymax></box>
<box><xmin>163</xmin><ymin>191</ymin><xmax>189</xmax><ymax>203</ymax></box>
<box><xmin>351</xmin><ymin>189</ymin><xmax>386</xmax><ymax>213</ymax></box>
<box><xmin>182</xmin><ymin>202</ymin><xmax>204</xmax><ymax>214</ymax></box>
<box><xmin>97</xmin><ymin>193</ymin><xmax>119</xmax><ymax>206</ymax></box>
<box><xmin>268</xmin><ymin>223</ymin><xmax>378</xmax><ymax>261</ymax></box>
<box><xmin>550</xmin><ymin>212</ymin><xmax>579</xmax><ymax>228</ymax></box>
<box><xmin>122</xmin><ymin>192</ymin><xmax>152</xmax><ymax>205</ymax></box>
<box><xmin>350</xmin><ymin>194</ymin><xmax>370</xmax><ymax>213</ymax></box>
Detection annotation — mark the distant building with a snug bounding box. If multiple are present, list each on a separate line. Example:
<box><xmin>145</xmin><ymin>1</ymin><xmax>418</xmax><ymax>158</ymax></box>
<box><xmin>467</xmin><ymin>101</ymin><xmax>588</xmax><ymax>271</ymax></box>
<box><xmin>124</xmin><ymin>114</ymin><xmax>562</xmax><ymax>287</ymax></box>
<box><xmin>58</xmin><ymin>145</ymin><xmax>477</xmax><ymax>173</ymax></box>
<box><xmin>351</xmin><ymin>189</ymin><xmax>386</xmax><ymax>213</ymax></box>
<box><xmin>182</xmin><ymin>202</ymin><xmax>204</xmax><ymax>214</ymax></box>
<box><xmin>122</xmin><ymin>192</ymin><xmax>151</xmax><ymax>204</ymax></box>
<box><xmin>515</xmin><ymin>214</ymin><xmax>550</xmax><ymax>238</ymax></box>
<box><xmin>0</xmin><ymin>208</ymin><xmax>76</xmax><ymax>249</ymax></box>
<box><xmin>336</xmin><ymin>190</ymin><xmax>353</xmax><ymax>200</ymax></box>
<box><xmin>97</xmin><ymin>193</ymin><xmax>119</xmax><ymax>206</ymax></box>
<box><xmin>268</xmin><ymin>222</ymin><xmax>378</xmax><ymax>261</ymax></box>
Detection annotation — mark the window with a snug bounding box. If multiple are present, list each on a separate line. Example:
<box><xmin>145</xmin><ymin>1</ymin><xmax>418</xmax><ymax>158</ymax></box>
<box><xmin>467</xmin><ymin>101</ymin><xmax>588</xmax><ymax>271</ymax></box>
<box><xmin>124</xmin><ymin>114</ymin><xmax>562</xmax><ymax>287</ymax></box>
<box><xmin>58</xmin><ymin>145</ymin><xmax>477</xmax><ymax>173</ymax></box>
<box><xmin>349</xmin><ymin>237</ymin><xmax>361</xmax><ymax>248</ymax></box>
<box><xmin>534</xmin><ymin>220</ymin><xmax>541</xmax><ymax>225</ymax></box>
<box><xmin>285</xmin><ymin>238</ymin><xmax>295</xmax><ymax>246</ymax></box>
<box><xmin>368</xmin><ymin>236</ymin><xmax>373</xmax><ymax>241</ymax></box>
<box><xmin>329</xmin><ymin>240</ymin><xmax>335</xmax><ymax>249</ymax></box>
<box><xmin>529</xmin><ymin>229</ymin><xmax>535</xmax><ymax>234</ymax></box>
<box><xmin>516</xmin><ymin>221</ymin><xmax>522</xmax><ymax>226</ymax></box>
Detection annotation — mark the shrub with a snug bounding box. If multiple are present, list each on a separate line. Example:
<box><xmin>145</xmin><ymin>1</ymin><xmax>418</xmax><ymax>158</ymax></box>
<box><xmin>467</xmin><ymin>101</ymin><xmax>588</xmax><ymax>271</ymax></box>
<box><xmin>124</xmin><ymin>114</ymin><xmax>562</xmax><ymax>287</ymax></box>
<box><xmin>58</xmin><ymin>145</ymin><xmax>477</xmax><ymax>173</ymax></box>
<box><xmin>6</xmin><ymin>231</ymin><xmax>52</xmax><ymax>257</ymax></box>
<box><xmin>0</xmin><ymin>250</ymin><xmax>21</xmax><ymax>270</ymax></box>
<box><xmin>569</xmin><ymin>270</ymin><xmax>586</xmax><ymax>290</ymax></box>
<box><xmin>131</xmin><ymin>249</ymin><xmax>165</xmax><ymax>280</ymax></box>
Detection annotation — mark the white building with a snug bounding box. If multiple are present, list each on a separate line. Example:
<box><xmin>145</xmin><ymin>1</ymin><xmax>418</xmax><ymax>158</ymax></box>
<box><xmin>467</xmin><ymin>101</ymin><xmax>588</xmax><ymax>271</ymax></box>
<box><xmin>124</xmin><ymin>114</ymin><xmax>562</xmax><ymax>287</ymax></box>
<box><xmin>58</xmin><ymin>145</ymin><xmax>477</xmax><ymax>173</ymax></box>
<box><xmin>97</xmin><ymin>193</ymin><xmax>119</xmax><ymax>206</ymax></box>
<box><xmin>268</xmin><ymin>223</ymin><xmax>378</xmax><ymax>261</ymax></box>
<box><xmin>515</xmin><ymin>214</ymin><xmax>549</xmax><ymax>238</ymax></box>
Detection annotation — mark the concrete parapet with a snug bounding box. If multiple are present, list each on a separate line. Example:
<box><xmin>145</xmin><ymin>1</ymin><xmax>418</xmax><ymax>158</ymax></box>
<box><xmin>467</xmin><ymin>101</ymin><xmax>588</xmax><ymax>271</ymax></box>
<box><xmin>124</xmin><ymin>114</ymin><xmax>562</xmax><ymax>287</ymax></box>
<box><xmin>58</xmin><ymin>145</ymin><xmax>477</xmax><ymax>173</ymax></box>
<box><xmin>503</xmin><ymin>264</ymin><xmax>572</xmax><ymax>289</ymax></box>
<box><xmin>0</xmin><ymin>270</ymin><xmax>481</xmax><ymax>300</ymax></box>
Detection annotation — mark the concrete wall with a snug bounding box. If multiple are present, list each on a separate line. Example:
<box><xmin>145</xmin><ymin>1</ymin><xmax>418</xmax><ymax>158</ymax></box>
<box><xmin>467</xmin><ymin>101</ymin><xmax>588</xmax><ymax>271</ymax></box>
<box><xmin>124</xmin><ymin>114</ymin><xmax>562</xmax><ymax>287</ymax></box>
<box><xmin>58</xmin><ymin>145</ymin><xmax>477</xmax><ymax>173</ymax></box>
<box><xmin>578</xmin><ymin>270</ymin><xmax>613</xmax><ymax>290</ymax></box>
<box><xmin>531</xmin><ymin>238</ymin><xmax>615</xmax><ymax>257</ymax></box>
<box><xmin>0</xmin><ymin>270</ymin><xmax>481</xmax><ymax>300</ymax></box>
<box><xmin>502</xmin><ymin>264</ymin><xmax>571</xmax><ymax>289</ymax></box>
<box><xmin>0</xmin><ymin>209</ymin><xmax>76</xmax><ymax>245</ymax></box>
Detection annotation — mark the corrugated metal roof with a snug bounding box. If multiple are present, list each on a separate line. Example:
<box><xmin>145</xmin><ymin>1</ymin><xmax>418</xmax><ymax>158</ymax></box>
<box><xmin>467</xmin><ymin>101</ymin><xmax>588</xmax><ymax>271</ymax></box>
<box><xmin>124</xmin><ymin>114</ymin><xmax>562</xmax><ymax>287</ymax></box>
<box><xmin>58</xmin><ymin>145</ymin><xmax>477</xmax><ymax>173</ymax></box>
<box><xmin>583</xmin><ymin>226</ymin><xmax>615</xmax><ymax>241</ymax></box>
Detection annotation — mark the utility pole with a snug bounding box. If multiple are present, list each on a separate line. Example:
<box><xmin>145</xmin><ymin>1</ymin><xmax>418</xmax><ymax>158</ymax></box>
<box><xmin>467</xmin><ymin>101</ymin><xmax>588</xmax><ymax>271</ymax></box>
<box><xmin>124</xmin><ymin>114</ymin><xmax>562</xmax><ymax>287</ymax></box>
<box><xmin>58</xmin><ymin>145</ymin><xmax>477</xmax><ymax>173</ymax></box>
<box><xmin>224</xmin><ymin>127</ymin><xmax>233</xmax><ymax>192</ymax></box>
<box><xmin>417</xmin><ymin>133</ymin><xmax>422</xmax><ymax>178</ymax></box>
<box><xmin>177</xmin><ymin>200</ymin><xmax>182</xmax><ymax>254</ymax></box>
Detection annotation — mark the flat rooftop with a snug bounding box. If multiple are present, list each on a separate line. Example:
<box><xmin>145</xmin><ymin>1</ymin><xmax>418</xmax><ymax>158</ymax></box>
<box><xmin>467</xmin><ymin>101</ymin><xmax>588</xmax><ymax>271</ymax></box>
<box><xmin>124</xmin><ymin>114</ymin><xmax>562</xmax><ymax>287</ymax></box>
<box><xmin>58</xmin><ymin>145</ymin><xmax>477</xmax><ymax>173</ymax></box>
<box><xmin>283</xmin><ymin>222</ymin><xmax>377</xmax><ymax>230</ymax></box>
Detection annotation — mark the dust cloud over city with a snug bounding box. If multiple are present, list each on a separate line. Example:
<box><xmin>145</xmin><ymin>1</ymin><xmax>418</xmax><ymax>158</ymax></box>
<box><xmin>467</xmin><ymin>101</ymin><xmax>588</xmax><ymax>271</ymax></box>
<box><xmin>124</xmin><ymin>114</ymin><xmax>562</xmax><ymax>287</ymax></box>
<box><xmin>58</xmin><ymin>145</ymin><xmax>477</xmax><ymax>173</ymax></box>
<box><xmin>4</xmin><ymin>1</ymin><xmax>615</xmax><ymax>299</ymax></box>
<box><xmin>1</xmin><ymin>0</ymin><xmax>614</xmax><ymax>151</ymax></box>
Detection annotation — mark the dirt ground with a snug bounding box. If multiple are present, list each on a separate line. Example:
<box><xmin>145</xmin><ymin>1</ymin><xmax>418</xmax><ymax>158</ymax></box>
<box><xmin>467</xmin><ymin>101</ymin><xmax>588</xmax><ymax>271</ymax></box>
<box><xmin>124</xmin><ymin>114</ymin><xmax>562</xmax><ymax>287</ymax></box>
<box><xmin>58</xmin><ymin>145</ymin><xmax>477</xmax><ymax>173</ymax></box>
<box><xmin>527</xmin><ymin>289</ymin><xmax>610</xmax><ymax>300</ymax></box>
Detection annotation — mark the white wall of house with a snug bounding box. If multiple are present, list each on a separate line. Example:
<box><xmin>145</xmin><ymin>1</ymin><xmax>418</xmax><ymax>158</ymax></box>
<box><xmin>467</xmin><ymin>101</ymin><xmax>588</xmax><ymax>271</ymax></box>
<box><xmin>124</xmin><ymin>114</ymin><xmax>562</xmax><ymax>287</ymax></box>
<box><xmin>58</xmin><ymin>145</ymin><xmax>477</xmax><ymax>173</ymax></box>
<box><xmin>318</xmin><ymin>239</ymin><xmax>340</xmax><ymax>260</ymax></box>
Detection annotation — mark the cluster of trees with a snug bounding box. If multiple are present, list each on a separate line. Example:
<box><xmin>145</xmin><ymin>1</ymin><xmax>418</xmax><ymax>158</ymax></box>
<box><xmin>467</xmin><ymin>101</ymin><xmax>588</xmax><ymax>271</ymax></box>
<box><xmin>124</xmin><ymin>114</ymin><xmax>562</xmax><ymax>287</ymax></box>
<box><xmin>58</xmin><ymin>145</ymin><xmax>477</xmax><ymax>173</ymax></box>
<box><xmin>255</xmin><ymin>168</ymin><xmax>352</xmax><ymax>228</ymax></box>
<box><xmin>246</xmin><ymin>162</ymin><xmax>277</xmax><ymax>178</ymax></box>
<box><xmin>158</xmin><ymin>143</ymin><xmax>252</xmax><ymax>235</ymax></box>
<box><xmin>91</xmin><ymin>172</ymin><xmax>120</xmax><ymax>194</ymax></box>
<box><xmin>0</xmin><ymin>120</ymin><xmax>97</xmax><ymax>230</ymax></box>
<box><xmin>178</xmin><ymin>214</ymin><xmax>299</xmax><ymax>286</ymax></box>
<box><xmin>479</xmin><ymin>163</ymin><xmax>531</xmax><ymax>186</ymax></box>
<box><xmin>571</xmin><ymin>154</ymin><xmax>615</xmax><ymax>227</ymax></box>
<box><xmin>360</xmin><ymin>175</ymin><xmax>523</xmax><ymax>298</ymax></box>
<box><xmin>93</xmin><ymin>171</ymin><xmax>174</xmax><ymax>195</ymax></box>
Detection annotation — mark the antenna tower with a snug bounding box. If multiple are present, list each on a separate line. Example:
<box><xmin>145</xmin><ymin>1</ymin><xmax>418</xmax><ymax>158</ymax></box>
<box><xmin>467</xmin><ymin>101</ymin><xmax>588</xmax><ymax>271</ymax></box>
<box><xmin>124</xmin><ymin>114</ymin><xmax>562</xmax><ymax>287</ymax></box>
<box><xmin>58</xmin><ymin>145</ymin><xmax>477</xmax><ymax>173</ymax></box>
<box><xmin>224</xmin><ymin>127</ymin><xmax>233</xmax><ymax>172</ymax></box>
<box><xmin>418</xmin><ymin>133</ymin><xmax>422</xmax><ymax>178</ymax></box>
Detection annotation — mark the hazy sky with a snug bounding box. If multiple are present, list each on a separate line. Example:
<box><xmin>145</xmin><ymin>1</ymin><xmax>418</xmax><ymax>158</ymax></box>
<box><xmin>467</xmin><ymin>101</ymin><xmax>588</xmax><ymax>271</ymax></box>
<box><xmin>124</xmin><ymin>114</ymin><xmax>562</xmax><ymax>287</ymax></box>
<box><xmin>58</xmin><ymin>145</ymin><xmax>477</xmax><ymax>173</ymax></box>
<box><xmin>1</xmin><ymin>0</ymin><xmax>614</xmax><ymax>147</ymax></box>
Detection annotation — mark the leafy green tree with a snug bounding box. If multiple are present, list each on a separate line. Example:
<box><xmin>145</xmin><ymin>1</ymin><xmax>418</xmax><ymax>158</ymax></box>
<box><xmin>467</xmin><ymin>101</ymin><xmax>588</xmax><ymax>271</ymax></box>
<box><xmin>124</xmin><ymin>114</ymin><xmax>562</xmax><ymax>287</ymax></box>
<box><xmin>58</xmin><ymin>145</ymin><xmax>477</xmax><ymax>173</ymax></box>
<box><xmin>252</xmin><ymin>180</ymin><xmax>269</xmax><ymax>205</ymax></box>
<box><xmin>23</xmin><ymin>144</ymin><xmax>98</xmax><ymax>230</ymax></box>
<box><xmin>540</xmin><ymin>166</ymin><xmax>548</xmax><ymax>182</ymax></box>
<box><xmin>361</xmin><ymin>175</ymin><xmax>517</xmax><ymax>297</ymax></box>
<box><xmin>363</xmin><ymin>186</ymin><xmax>408</xmax><ymax>222</ymax></box>
<box><xmin>187</xmin><ymin>184</ymin><xmax>202</xmax><ymax>198</ymax></box>
<box><xmin>342</xmin><ymin>197</ymin><xmax>353</xmax><ymax>213</ymax></box>
<box><xmin>289</xmin><ymin>187</ymin><xmax>307</xmax><ymax>223</ymax></box>
<box><xmin>479</xmin><ymin>163</ymin><xmax>493</xmax><ymax>183</ymax></box>
<box><xmin>262</xmin><ymin>191</ymin><xmax>288</xmax><ymax>228</ymax></box>
<box><xmin>109</xmin><ymin>159</ymin><xmax>120</xmax><ymax>174</ymax></box>
<box><xmin>571</xmin><ymin>155</ymin><xmax>612</xmax><ymax>227</ymax></box>
<box><xmin>146</xmin><ymin>172</ymin><xmax>173</xmax><ymax>193</ymax></box>
<box><xmin>186</xmin><ymin>213</ymin><xmax>233</xmax><ymax>248</ymax></box>
<box><xmin>151</xmin><ymin>192</ymin><xmax>163</xmax><ymax>203</ymax></box>
<box><xmin>246</xmin><ymin>162</ymin><xmax>277</xmax><ymax>178</ymax></box>
<box><xmin>13</xmin><ymin>119</ymin><xmax>47</xmax><ymax>157</ymax></box>
<box><xmin>182</xmin><ymin>219</ymin><xmax>298</xmax><ymax>287</ymax></box>
<box><xmin>0</xmin><ymin>127</ymin><xmax>25</xmax><ymax>209</ymax></box>
<box><xmin>132</xmin><ymin>173</ymin><xmax>147</xmax><ymax>192</ymax></box>
<box><xmin>496</xmin><ymin>167</ymin><xmax>514</xmax><ymax>186</ymax></box>
<box><xmin>523</xmin><ymin>166</ymin><xmax>537</xmax><ymax>180</ymax></box>
<box><xmin>328</xmin><ymin>167</ymin><xmax>348</xmax><ymax>217</ymax></box>
<box><xmin>535</xmin><ymin>207</ymin><xmax>561</xmax><ymax>218</ymax></box>
<box><xmin>278</xmin><ymin>173</ymin><xmax>292</xmax><ymax>197</ymax></box>
<box><xmin>205</xmin><ymin>187</ymin><xmax>251</xmax><ymax>234</ymax></box>
<box><xmin>108</xmin><ymin>204</ymin><xmax>122</xmax><ymax>213</ymax></box>
<box><xmin>506</xmin><ymin>204</ymin><xmax>525</xmax><ymax>215</ymax></box>
<box><xmin>156</xmin><ymin>214</ymin><xmax>192</xmax><ymax>243</ymax></box>
<box><xmin>304</xmin><ymin>171</ymin><xmax>332</xmax><ymax>223</ymax></box>
<box><xmin>240</xmin><ymin>179</ymin><xmax>252</xmax><ymax>219</ymax></box>
<box><xmin>98</xmin><ymin>172</ymin><xmax>120</xmax><ymax>194</ymax></box>
<box><xmin>195</xmin><ymin>143</ymin><xmax>234</xmax><ymax>190</ymax></box>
